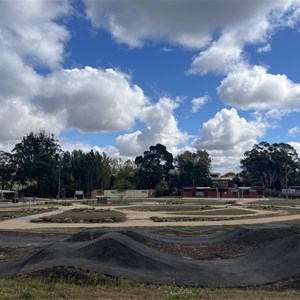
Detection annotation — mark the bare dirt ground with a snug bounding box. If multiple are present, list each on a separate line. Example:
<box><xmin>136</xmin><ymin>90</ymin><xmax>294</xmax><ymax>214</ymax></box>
<box><xmin>0</xmin><ymin>199</ymin><xmax>299</xmax><ymax>229</ymax></box>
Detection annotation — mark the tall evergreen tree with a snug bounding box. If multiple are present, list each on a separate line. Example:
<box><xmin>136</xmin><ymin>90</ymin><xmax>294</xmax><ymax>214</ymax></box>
<box><xmin>241</xmin><ymin>141</ymin><xmax>299</xmax><ymax>189</ymax></box>
<box><xmin>135</xmin><ymin>144</ymin><xmax>174</xmax><ymax>189</ymax></box>
<box><xmin>0</xmin><ymin>151</ymin><xmax>14</xmax><ymax>190</ymax></box>
<box><xmin>12</xmin><ymin>131</ymin><xmax>62</xmax><ymax>197</ymax></box>
<box><xmin>175</xmin><ymin>150</ymin><xmax>212</xmax><ymax>187</ymax></box>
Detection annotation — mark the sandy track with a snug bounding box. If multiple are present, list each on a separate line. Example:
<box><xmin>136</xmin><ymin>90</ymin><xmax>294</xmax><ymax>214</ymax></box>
<box><xmin>0</xmin><ymin>202</ymin><xmax>300</xmax><ymax>229</ymax></box>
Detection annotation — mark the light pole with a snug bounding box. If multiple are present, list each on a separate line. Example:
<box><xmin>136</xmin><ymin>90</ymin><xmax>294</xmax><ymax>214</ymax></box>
<box><xmin>57</xmin><ymin>164</ymin><xmax>61</xmax><ymax>200</ymax></box>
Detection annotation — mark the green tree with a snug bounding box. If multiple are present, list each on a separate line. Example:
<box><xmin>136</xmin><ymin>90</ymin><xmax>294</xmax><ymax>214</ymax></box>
<box><xmin>0</xmin><ymin>151</ymin><xmax>15</xmax><ymax>190</ymax></box>
<box><xmin>69</xmin><ymin>150</ymin><xmax>113</xmax><ymax>196</ymax></box>
<box><xmin>272</xmin><ymin>143</ymin><xmax>300</xmax><ymax>188</ymax></box>
<box><xmin>58</xmin><ymin>151</ymin><xmax>73</xmax><ymax>197</ymax></box>
<box><xmin>113</xmin><ymin>178</ymin><xmax>135</xmax><ymax>190</ymax></box>
<box><xmin>111</xmin><ymin>159</ymin><xmax>136</xmax><ymax>189</ymax></box>
<box><xmin>175</xmin><ymin>150</ymin><xmax>212</xmax><ymax>187</ymax></box>
<box><xmin>84</xmin><ymin>150</ymin><xmax>104</xmax><ymax>195</ymax></box>
<box><xmin>223</xmin><ymin>172</ymin><xmax>242</xmax><ymax>187</ymax></box>
<box><xmin>135</xmin><ymin>144</ymin><xmax>174</xmax><ymax>189</ymax></box>
<box><xmin>12</xmin><ymin>131</ymin><xmax>62</xmax><ymax>197</ymax></box>
<box><xmin>240</xmin><ymin>141</ymin><xmax>299</xmax><ymax>189</ymax></box>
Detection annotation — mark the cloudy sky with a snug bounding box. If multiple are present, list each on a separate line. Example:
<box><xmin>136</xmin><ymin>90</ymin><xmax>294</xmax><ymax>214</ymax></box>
<box><xmin>1</xmin><ymin>0</ymin><xmax>300</xmax><ymax>173</ymax></box>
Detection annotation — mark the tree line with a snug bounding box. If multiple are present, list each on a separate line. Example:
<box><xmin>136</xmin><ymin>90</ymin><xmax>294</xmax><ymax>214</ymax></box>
<box><xmin>0</xmin><ymin>131</ymin><xmax>299</xmax><ymax>198</ymax></box>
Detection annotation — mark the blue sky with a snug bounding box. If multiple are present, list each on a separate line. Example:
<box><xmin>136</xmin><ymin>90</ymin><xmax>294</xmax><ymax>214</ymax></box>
<box><xmin>1</xmin><ymin>0</ymin><xmax>300</xmax><ymax>173</ymax></box>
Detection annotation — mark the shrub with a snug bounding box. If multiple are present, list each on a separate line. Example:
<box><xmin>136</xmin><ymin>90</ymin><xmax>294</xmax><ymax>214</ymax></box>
<box><xmin>265</xmin><ymin>188</ymin><xmax>280</xmax><ymax>197</ymax></box>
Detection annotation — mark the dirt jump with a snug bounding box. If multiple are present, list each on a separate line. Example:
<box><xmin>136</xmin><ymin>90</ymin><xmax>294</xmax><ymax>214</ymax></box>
<box><xmin>0</xmin><ymin>224</ymin><xmax>300</xmax><ymax>288</ymax></box>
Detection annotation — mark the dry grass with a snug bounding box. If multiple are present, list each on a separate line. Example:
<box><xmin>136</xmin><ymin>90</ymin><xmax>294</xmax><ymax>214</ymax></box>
<box><xmin>30</xmin><ymin>208</ymin><xmax>126</xmax><ymax>223</ymax></box>
<box><xmin>168</xmin><ymin>209</ymin><xmax>254</xmax><ymax>216</ymax></box>
<box><xmin>122</xmin><ymin>205</ymin><xmax>218</xmax><ymax>212</ymax></box>
<box><xmin>248</xmin><ymin>199</ymin><xmax>300</xmax><ymax>206</ymax></box>
<box><xmin>0</xmin><ymin>275</ymin><xmax>299</xmax><ymax>300</ymax></box>
<box><xmin>0</xmin><ymin>207</ymin><xmax>58</xmax><ymax>221</ymax></box>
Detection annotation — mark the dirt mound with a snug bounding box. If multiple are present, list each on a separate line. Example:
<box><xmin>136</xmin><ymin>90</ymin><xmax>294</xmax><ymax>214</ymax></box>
<box><xmin>1</xmin><ymin>225</ymin><xmax>300</xmax><ymax>287</ymax></box>
<box><xmin>68</xmin><ymin>230</ymin><xmax>107</xmax><ymax>242</ymax></box>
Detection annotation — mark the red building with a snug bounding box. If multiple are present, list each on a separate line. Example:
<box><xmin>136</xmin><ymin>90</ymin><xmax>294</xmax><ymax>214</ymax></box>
<box><xmin>182</xmin><ymin>173</ymin><xmax>264</xmax><ymax>199</ymax></box>
<box><xmin>182</xmin><ymin>186</ymin><xmax>264</xmax><ymax>199</ymax></box>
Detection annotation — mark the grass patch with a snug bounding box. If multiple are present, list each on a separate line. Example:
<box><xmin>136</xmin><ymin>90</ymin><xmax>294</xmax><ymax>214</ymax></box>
<box><xmin>73</xmin><ymin>198</ymin><xmax>232</xmax><ymax>207</ymax></box>
<box><xmin>0</xmin><ymin>273</ymin><xmax>300</xmax><ymax>300</ymax></box>
<box><xmin>168</xmin><ymin>209</ymin><xmax>254</xmax><ymax>216</ymax></box>
<box><xmin>248</xmin><ymin>199</ymin><xmax>300</xmax><ymax>206</ymax></box>
<box><xmin>81</xmin><ymin>199</ymin><xmax>135</xmax><ymax>206</ymax></box>
<box><xmin>247</xmin><ymin>205</ymin><xmax>300</xmax><ymax>215</ymax></box>
<box><xmin>150</xmin><ymin>215</ymin><xmax>234</xmax><ymax>222</ymax></box>
<box><xmin>122</xmin><ymin>205</ymin><xmax>219</xmax><ymax>212</ymax></box>
<box><xmin>30</xmin><ymin>208</ymin><xmax>126</xmax><ymax>223</ymax></box>
<box><xmin>0</xmin><ymin>207</ymin><xmax>58</xmax><ymax>221</ymax></box>
<box><xmin>150</xmin><ymin>216</ymin><xmax>235</xmax><ymax>222</ymax></box>
<box><xmin>159</xmin><ymin>200</ymin><xmax>185</xmax><ymax>205</ymax></box>
<box><xmin>272</xmin><ymin>219</ymin><xmax>300</xmax><ymax>227</ymax></box>
<box><xmin>284</xmin><ymin>208</ymin><xmax>300</xmax><ymax>215</ymax></box>
<box><xmin>181</xmin><ymin>199</ymin><xmax>233</xmax><ymax>206</ymax></box>
<box><xmin>149</xmin><ymin>211</ymin><xmax>297</xmax><ymax>222</ymax></box>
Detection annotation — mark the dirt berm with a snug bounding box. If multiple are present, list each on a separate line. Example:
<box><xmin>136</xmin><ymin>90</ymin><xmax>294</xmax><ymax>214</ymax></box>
<box><xmin>0</xmin><ymin>225</ymin><xmax>300</xmax><ymax>287</ymax></box>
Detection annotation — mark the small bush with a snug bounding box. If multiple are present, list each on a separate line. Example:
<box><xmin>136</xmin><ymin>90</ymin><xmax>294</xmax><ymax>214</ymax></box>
<box><xmin>155</xmin><ymin>183</ymin><xmax>164</xmax><ymax>197</ymax></box>
<box><xmin>21</xmin><ymin>290</ymin><xmax>35</xmax><ymax>299</ymax></box>
<box><xmin>166</xmin><ymin>287</ymin><xmax>194</xmax><ymax>299</ymax></box>
<box><xmin>265</xmin><ymin>188</ymin><xmax>280</xmax><ymax>197</ymax></box>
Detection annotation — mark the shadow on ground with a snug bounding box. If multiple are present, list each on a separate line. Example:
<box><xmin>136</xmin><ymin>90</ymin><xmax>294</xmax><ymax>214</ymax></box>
<box><xmin>0</xmin><ymin>224</ymin><xmax>300</xmax><ymax>287</ymax></box>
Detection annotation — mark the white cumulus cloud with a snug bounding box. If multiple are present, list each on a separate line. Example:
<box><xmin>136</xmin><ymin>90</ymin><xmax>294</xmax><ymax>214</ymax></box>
<box><xmin>0</xmin><ymin>0</ymin><xmax>70</xmax><ymax>69</ymax></box>
<box><xmin>189</xmin><ymin>32</ymin><xmax>243</xmax><ymax>75</ymax></box>
<box><xmin>0</xmin><ymin>50</ymin><xmax>42</xmax><ymax>101</ymax></box>
<box><xmin>191</xmin><ymin>96</ymin><xmax>210</xmax><ymax>113</ymax></box>
<box><xmin>217</xmin><ymin>64</ymin><xmax>300</xmax><ymax>111</ymax></box>
<box><xmin>84</xmin><ymin>0</ymin><xmax>292</xmax><ymax>49</ymax></box>
<box><xmin>38</xmin><ymin>67</ymin><xmax>148</xmax><ymax>133</ymax></box>
<box><xmin>0</xmin><ymin>0</ymin><xmax>71</xmax><ymax>144</ymax></box>
<box><xmin>193</xmin><ymin>108</ymin><xmax>267</xmax><ymax>172</ymax></box>
<box><xmin>288</xmin><ymin>126</ymin><xmax>300</xmax><ymax>137</ymax></box>
<box><xmin>189</xmin><ymin>1</ymin><xmax>299</xmax><ymax>75</ymax></box>
<box><xmin>116</xmin><ymin>97</ymin><xmax>189</xmax><ymax>156</ymax></box>
<box><xmin>257</xmin><ymin>43</ymin><xmax>272</xmax><ymax>53</ymax></box>
<box><xmin>0</xmin><ymin>98</ymin><xmax>64</xmax><ymax>142</ymax></box>
<box><xmin>289</xmin><ymin>142</ymin><xmax>300</xmax><ymax>156</ymax></box>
